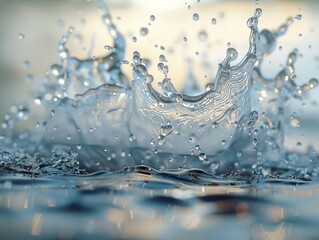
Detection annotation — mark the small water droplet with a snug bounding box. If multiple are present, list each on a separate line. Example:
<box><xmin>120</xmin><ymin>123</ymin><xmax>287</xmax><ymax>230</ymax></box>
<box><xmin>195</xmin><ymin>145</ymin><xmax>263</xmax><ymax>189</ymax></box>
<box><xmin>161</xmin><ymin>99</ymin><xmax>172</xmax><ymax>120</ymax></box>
<box><xmin>132</xmin><ymin>36</ymin><xmax>137</xmax><ymax>43</ymax></box>
<box><xmin>104</xmin><ymin>45</ymin><xmax>113</xmax><ymax>51</ymax></box>
<box><xmin>193</xmin><ymin>13</ymin><xmax>199</xmax><ymax>21</ymax></box>
<box><xmin>198</xmin><ymin>152</ymin><xmax>206</xmax><ymax>161</ymax></box>
<box><xmin>25</xmin><ymin>74</ymin><xmax>33</xmax><ymax>83</ymax></box>
<box><xmin>294</xmin><ymin>14</ymin><xmax>302</xmax><ymax>21</ymax></box>
<box><xmin>18</xmin><ymin>33</ymin><xmax>25</xmax><ymax>40</ymax></box>
<box><xmin>23</xmin><ymin>60</ymin><xmax>30</xmax><ymax>69</ymax></box>
<box><xmin>140</xmin><ymin>27</ymin><xmax>149</xmax><ymax>36</ymax></box>
<box><xmin>211</xmin><ymin>18</ymin><xmax>217</xmax><ymax>25</ymax></box>
<box><xmin>237</xmin><ymin>151</ymin><xmax>243</xmax><ymax>158</ymax></box>
<box><xmin>210</xmin><ymin>161</ymin><xmax>220</xmax><ymax>171</ymax></box>
<box><xmin>212</xmin><ymin>122</ymin><xmax>219</xmax><ymax>128</ymax></box>
<box><xmin>150</xmin><ymin>15</ymin><xmax>156</xmax><ymax>21</ymax></box>
<box><xmin>198</xmin><ymin>31</ymin><xmax>207</xmax><ymax>41</ymax></box>
<box><xmin>160</xmin><ymin>125</ymin><xmax>173</xmax><ymax>136</ymax></box>
<box><xmin>157</xmin><ymin>135</ymin><xmax>166</xmax><ymax>145</ymax></box>
<box><xmin>159</xmin><ymin>54</ymin><xmax>166</xmax><ymax>62</ymax></box>
<box><xmin>121</xmin><ymin>59</ymin><xmax>130</xmax><ymax>65</ymax></box>
<box><xmin>291</xmin><ymin>118</ymin><xmax>300</xmax><ymax>127</ymax></box>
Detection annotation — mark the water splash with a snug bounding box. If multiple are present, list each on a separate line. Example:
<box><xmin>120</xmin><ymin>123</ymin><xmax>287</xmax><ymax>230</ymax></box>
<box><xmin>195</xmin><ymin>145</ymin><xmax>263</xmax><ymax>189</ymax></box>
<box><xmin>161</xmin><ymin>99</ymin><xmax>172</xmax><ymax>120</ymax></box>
<box><xmin>0</xmin><ymin>4</ymin><xmax>318</xmax><ymax>179</ymax></box>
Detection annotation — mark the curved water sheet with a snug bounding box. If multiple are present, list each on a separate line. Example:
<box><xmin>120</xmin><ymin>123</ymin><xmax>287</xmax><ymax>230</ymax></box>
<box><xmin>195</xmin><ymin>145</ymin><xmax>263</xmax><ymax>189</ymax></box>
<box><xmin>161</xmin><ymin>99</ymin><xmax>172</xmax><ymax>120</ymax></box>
<box><xmin>0</xmin><ymin>2</ymin><xmax>318</xmax><ymax>179</ymax></box>
<box><xmin>36</xmin><ymin>8</ymin><xmax>261</xmax><ymax>173</ymax></box>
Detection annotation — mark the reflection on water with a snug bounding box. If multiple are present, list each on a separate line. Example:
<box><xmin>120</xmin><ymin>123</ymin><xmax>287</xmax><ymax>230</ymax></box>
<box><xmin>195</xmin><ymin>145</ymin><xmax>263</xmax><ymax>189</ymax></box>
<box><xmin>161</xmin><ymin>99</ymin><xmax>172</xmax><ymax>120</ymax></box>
<box><xmin>0</xmin><ymin>170</ymin><xmax>319</xmax><ymax>239</ymax></box>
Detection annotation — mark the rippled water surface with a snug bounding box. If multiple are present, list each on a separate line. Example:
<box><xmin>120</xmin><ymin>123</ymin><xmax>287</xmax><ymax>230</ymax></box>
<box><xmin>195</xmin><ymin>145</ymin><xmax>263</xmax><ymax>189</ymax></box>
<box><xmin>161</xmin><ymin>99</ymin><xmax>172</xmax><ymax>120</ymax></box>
<box><xmin>1</xmin><ymin>169</ymin><xmax>319</xmax><ymax>239</ymax></box>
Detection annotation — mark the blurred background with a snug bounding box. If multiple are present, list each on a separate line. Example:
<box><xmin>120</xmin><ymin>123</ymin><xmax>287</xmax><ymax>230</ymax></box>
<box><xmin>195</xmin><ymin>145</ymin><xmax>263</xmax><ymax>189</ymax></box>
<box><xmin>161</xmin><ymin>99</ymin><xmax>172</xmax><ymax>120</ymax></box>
<box><xmin>0</xmin><ymin>0</ymin><xmax>318</xmax><ymax>150</ymax></box>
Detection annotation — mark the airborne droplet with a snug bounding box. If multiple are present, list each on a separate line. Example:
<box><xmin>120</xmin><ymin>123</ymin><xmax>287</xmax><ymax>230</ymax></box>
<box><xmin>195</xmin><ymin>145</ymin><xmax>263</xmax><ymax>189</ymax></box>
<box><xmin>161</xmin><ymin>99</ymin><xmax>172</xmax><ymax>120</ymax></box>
<box><xmin>193</xmin><ymin>13</ymin><xmax>199</xmax><ymax>21</ymax></box>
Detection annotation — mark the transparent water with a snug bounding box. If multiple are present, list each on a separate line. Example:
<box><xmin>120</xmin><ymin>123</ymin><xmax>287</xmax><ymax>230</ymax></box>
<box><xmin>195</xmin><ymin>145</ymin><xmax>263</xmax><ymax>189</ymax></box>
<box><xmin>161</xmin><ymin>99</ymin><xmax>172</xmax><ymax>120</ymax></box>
<box><xmin>0</xmin><ymin>1</ymin><xmax>319</xmax><ymax>239</ymax></box>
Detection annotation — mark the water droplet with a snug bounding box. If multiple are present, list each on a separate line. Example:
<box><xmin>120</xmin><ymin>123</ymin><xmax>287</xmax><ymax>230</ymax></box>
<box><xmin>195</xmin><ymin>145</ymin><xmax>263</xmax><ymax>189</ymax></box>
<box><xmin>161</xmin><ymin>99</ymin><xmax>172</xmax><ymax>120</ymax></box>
<box><xmin>23</xmin><ymin>60</ymin><xmax>30</xmax><ymax>69</ymax></box>
<box><xmin>50</xmin><ymin>64</ymin><xmax>62</xmax><ymax>76</ymax></box>
<box><xmin>140</xmin><ymin>27</ymin><xmax>149</xmax><ymax>36</ymax></box>
<box><xmin>211</xmin><ymin>18</ymin><xmax>217</xmax><ymax>25</ymax></box>
<box><xmin>294</xmin><ymin>14</ymin><xmax>302</xmax><ymax>21</ymax></box>
<box><xmin>132</xmin><ymin>36</ymin><xmax>137</xmax><ymax>43</ymax></box>
<box><xmin>237</xmin><ymin>151</ymin><xmax>243</xmax><ymax>158</ymax></box>
<box><xmin>198</xmin><ymin>31</ymin><xmax>207</xmax><ymax>41</ymax></box>
<box><xmin>25</xmin><ymin>74</ymin><xmax>33</xmax><ymax>83</ymax></box>
<box><xmin>291</xmin><ymin>118</ymin><xmax>300</xmax><ymax>127</ymax></box>
<box><xmin>104</xmin><ymin>45</ymin><xmax>113</xmax><ymax>51</ymax></box>
<box><xmin>193</xmin><ymin>13</ymin><xmax>199</xmax><ymax>21</ymax></box>
<box><xmin>279</xmin><ymin>46</ymin><xmax>282</xmax><ymax>51</ymax></box>
<box><xmin>18</xmin><ymin>33</ymin><xmax>25</xmax><ymax>40</ymax></box>
<box><xmin>198</xmin><ymin>153</ymin><xmax>206</xmax><ymax>161</ymax></box>
<box><xmin>160</xmin><ymin>125</ymin><xmax>173</xmax><ymax>136</ymax></box>
<box><xmin>150</xmin><ymin>15</ymin><xmax>155</xmax><ymax>21</ymax></box>
<box><xmin>210</xmin><ymin>161</ymin><xmax>220</xmax><ymax>171</ymax></box>
<box><xmin>183</xmin><ymin>37</ymin><xmax>188</xmax><ymax>42</ymax></box>
<box><xmin>34</xmin><ymin>97</ymin><xmax>42</xmax><ymax>105</ymax></box>
<box><xmin>212</xmin><ymin>122</ymin><xmax>219</xmax><ymax>128</ymax></box>
<box><xmin>159</xmin><ymin>54</ymin><xmax>166</xmax><ymax>62</ymax></box>
<box><xmin>121</xmin><ymin>59</ymin><xmax>129</xmax><ymax>64</ymax></box>
<box><xmin>157</xmin><ymin>135</ymin><xmax>166</xmax><ymax>145</ymax></box>
<box><xmin>221</xmin><ymin>140</ymin><xmax>226</xmax><ymax>145</ymax></box>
